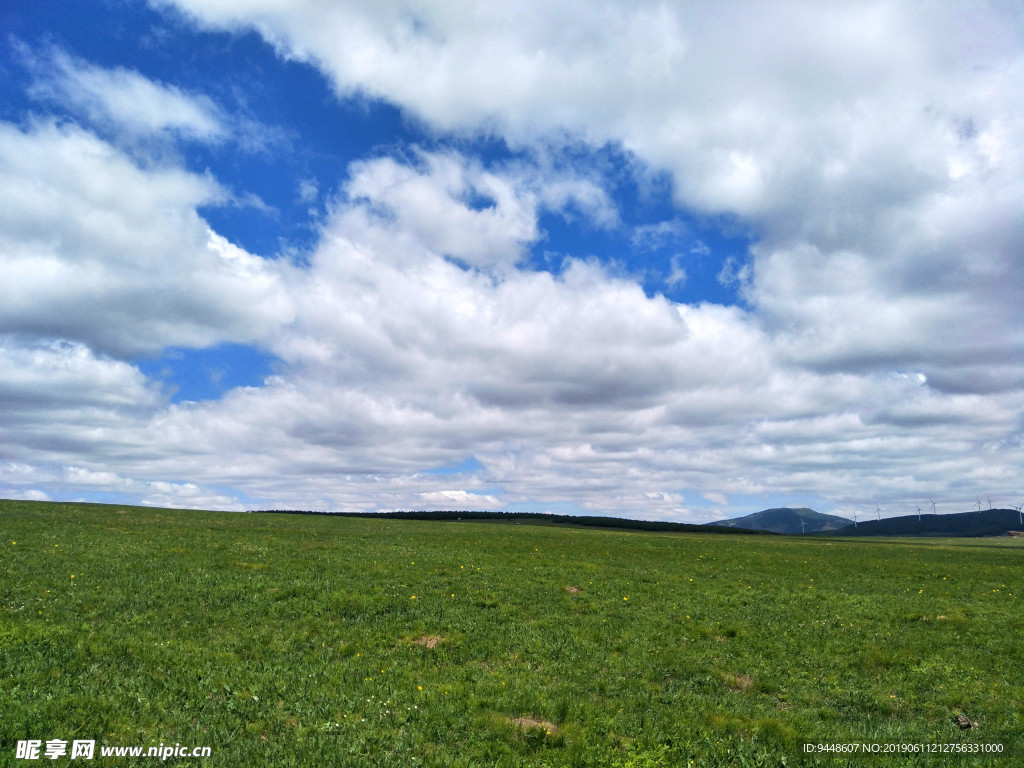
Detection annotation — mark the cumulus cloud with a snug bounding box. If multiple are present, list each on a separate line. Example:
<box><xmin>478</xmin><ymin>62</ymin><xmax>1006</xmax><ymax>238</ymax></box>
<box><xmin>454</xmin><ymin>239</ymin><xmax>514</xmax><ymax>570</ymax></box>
<box><xmin>337</xmin><ymin>148</ymin><xmax>617</xmax><ymax>270</ymax></box>
<box><xmin>157</xmin><ymin>0</ymin><xmax>1024</xmax><ymax>391</ymax></box>
<box><xmin>17</xmin><ymin>145</ymin><xmax>1006</xmax><ymax>516</ymax></box>
<box><xmin>342</xmin><ymin>150</ymin><xmax>539</xmax><ymax>269</ymax></box>
<box><xmin>0</xmin><ymin>119</ymin><xmax>296</xmax><ymax>357</ymax></box>
<box><xmin>4</xmin><ymin>136</ymin><xmax>1022</xmax><ymax>516</ymax></box>
<box><xmin>417</xmin><ymin>489</ymin><xmax>504</xmax><ymax>510</ymax></box>
<box><xmin>60</xmin><ymin>467</ymin><xmax>246</xmax><ymax>511</ymax></box>
<box><xmin>2</xmin><ymin>2</ymin><xmax>1022</xmax><ymax>518</ymax></box>
<box><xmin>0</xmin><ymin>489</ymin><xmax>52</xmax><ymax>502</ymax></box>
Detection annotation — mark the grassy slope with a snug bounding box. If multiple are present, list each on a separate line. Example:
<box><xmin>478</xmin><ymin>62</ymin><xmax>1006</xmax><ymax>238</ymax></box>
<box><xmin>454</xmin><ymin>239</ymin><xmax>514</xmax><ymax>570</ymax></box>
<box><xmin>2</xmin><ymin>500</ymin><xmax>1022</xmax><ymax>767</ymax></box>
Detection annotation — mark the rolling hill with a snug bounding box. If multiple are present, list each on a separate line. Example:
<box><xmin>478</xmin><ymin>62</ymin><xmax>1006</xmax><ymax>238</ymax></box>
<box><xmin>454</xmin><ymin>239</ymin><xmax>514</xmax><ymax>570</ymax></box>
<box><xmin>827</xmin><ymin>508</ymin><xmax>1024</xmax><ymax>537</ymax></box>
<box><xmin>710</xmin><ymin>507</ymin><xmax>853</xmax><ymax>534</ymax></box>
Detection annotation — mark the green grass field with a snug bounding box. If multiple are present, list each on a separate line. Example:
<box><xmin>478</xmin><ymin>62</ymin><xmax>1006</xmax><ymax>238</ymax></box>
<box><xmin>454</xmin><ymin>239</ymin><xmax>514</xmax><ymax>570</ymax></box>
<box><xmin>2</xmin><ymin>500</ymin><xmax>1021</xmax><ymax>766</ymax></box>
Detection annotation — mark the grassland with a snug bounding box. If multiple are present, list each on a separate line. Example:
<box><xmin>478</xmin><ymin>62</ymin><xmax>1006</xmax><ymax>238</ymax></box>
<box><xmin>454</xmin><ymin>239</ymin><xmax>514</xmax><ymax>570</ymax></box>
<box><xmin>2</xmin><ymin>500</ymin><xmax>1022</xmax><ymax>766</ymax></box>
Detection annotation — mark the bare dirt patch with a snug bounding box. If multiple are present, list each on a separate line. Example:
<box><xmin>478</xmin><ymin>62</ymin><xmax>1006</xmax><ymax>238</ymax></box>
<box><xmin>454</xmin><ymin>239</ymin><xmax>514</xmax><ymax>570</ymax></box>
<box><xmin>413</xmin><ymin>635</ymin><xmax>444</xmax><ymax>648</ymax></box>
<box><xmin>565</xmin><ymin>586</ymin><xmax>582</xmax><ymax>594</ymax></box>
<box><xmin>509</xmin><ymin>716</ymin><xmax>558</xmax><ymax>734</ymax></box>
<box><xmin>725</xmin><ymin>673</ymin><xmax>754</xmax><ymax>692</ymax></box>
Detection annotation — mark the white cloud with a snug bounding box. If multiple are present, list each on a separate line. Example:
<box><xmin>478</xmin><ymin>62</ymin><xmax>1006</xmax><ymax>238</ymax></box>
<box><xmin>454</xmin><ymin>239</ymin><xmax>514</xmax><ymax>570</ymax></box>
<box><xmin>417</xmin><ymin>490</ymin><xmax>503</xmax><ymax>510</ymax></box>
<box><xmin>35</xmin><ymin>148</ymin><xmax>1005</xmax><ymax>515</ymax></box>
<box><xmin>666</xmin><ymin>255</ymin><xmax>686</xmax><ymax>288</ymax></box>
<box><xmin>717</xmin><ymin>257</ymin><xmax>751</xmax><ymax>291</ymax></box>
<box><xmin>4</xmin><ymin>139</ymin><xmax>1022</xmax><ymax>516</ymax></box>
<box><xmin>343</xmin><ymin>150</ymin><xmax>538</xmax><ymax>269</ymax></box>
<box><xmin>631</xmin><ymin>219</ymin><xmax>687</xmax><ymax>251</ymax></box>
<box><xmin>0</xmin><ymin>119</ymin><xmax>296</xmax><ymax>357</ymax></box>
<box><xmin>157</xmin><ymin>0</ymin><xmax>1024</xmax><ymax>392</ymax></box>
<box><xmin>65</xmin><ymin>467</ymin><xmax>126</xmax><ymax>486</ymax></box>
<box><xmin>333</xmin><ymin>149</ymin><xmax>617</xmax><ymax>271</ymax></box>
<box><xmin>0</xmin><ymin>489</ymin><xmax>51</xmax><ymax>502</ymax></box>
<box><xmin>22</xmin><ymin>43</ymin><xmax>226</xmax><ymax>142</ymax></box>
<box><xmin>297</xmin><ymin>177</ymin><xmax>319</xmax><ymax>204</ymax></box>
<box><xmin>0</xmin><ymin>458</ymin><xmax>244</xmax><ymax>512</ymax></box>
<box><xmin>139</xmin><ymin>481</ymin><xmax>247</xmax><ymax>511</ymax></box>
<box><xmin>689</xmin><ymin>241</ymin><xmax>710</xmax><ymax>257</ymax></box>
<box><xmin>2</xmin><ymin>2</ymin><xmax>1022</xmax><ymax>518</ymax></box>
<box><xmin>0</xmin><ymin>338</ymin><xmax>159</xmax><ymax>413</ymax></box>
<box><xmin>526</xmin><ymin>165</ymin><xmax>619</xmax><ymax>229</ymax></box>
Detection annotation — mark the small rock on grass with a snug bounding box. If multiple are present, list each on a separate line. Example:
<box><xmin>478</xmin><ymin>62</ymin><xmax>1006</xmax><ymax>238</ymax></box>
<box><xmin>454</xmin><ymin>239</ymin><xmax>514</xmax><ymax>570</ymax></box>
<box><xmin>953</xmin><ymin>714</ymin><xmax>978</xmax><ymax>729</ymax></box>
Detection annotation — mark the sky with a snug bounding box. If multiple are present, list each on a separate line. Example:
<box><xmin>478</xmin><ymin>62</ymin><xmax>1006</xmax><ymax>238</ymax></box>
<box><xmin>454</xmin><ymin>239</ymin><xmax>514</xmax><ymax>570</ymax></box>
<box><xmin>1</xmin><ymin>0</ymin><xmax>1022</xmax><ymax>522</ymax></box>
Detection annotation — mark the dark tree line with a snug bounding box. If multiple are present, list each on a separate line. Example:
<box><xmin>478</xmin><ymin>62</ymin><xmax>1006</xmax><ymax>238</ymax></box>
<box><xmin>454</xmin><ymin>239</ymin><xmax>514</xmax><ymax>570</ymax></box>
<box><xmin>250</xmin><ymin>508</ymin><xmax>771</xmax><ymax>535</ymax></box>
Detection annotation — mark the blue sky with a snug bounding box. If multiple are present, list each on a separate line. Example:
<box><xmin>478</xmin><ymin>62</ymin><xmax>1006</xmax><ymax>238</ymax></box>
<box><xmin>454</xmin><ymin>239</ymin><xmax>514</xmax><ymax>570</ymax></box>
<box><xmin>1</xmin><ymin>1</ymin><xmax>1022</xmax><ymax>520</ymax></box>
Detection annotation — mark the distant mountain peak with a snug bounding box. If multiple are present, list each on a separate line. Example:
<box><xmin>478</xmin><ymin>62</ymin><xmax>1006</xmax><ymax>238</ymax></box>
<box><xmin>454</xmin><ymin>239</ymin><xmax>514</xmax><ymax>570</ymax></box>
<box><xmin>711</xmin><ymin>507</ymin><xmax>853</xmax><ymax>535</ymax></box>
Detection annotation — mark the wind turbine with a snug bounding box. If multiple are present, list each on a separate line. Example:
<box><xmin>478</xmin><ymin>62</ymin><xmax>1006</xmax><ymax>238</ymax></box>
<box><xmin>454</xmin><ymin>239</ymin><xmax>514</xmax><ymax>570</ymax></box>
<box><xmin>853</xmin><ymin>509</ymin><xmax>858</xmax><ymax>527</ymax></box>
<box><xmin>975</xmin><ymin>496</ymin><xmax>982</xmax><ymax>513</ymax></box>
<box><xmin>987</xmin><ymin>496</ymin><xmax>993</xmax><ymax>511</ymax></box>
<box><xmin>930</xmin><ymin>499</ymin><xmax>936</xmax><ymax>515</ymax></box>
<box><xmin>801</xmin><ymin>519</ymin><xmax>807</xmax><ymax>534</ymax></box>
<box><xmin>875</xmin><ymin>505</ymin><xmax>881</xmax><ymax>522</ymax></box>
<box><xmin>1014</xmin><ymin>503</ymin><xmax>1023</xmax><ymax>526</ymax></box>
<box><xmin>917</xmin><ymin>504</ymin><xmax>922</xmax><ymax>522</ymax></box>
